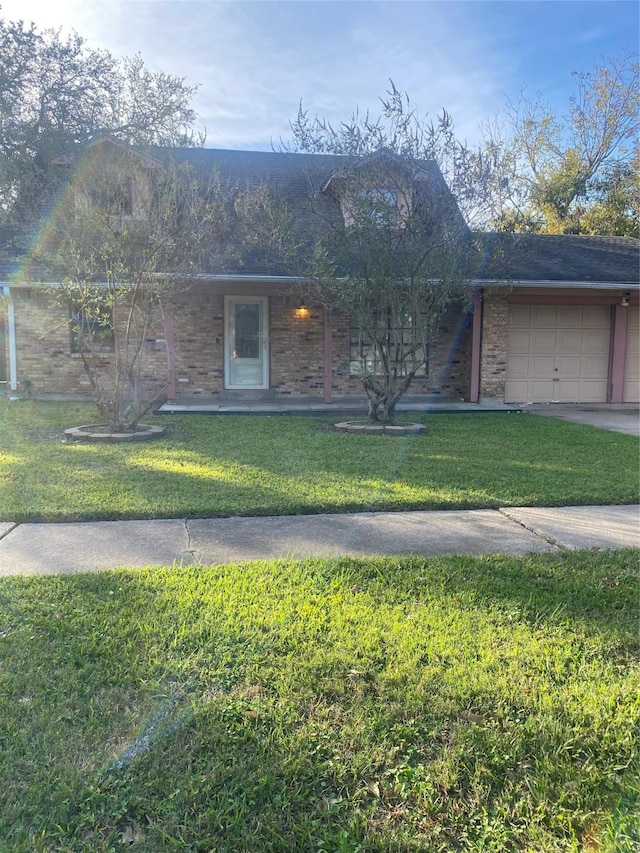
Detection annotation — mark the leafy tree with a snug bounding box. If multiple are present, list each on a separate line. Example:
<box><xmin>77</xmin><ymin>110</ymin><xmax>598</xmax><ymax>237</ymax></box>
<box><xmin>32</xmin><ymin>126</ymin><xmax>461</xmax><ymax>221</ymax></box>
<box><xmin>289</xmin><ymin>82</ymin><xmax>496</xmax><ymax>229</ymax></box>
<box><xmin>0</xmin><ymin>13</ymin><xmax>208</xmax><ymax>430</ymax></box>
<box><xmin>487</xmin><ymin>55</ymin><xmax>639</xmax><ymax>234</ymax></box>
<box><xmin>38</xmin><ymin>148</ymin><xmax>215</xmax><ymax>432</ymax></box>
<box><xmin>579</xmin><ymin>154</ymin><xmax>639</xmax><ymax>237</ymax></box>
<box><xmin>0</xmin><ymin>14</ymin><xmax>202</xmax><ymax>250</ymax></box>
<box><xmin>282</xmin><ymin>88</ymin><xmax>483</xmax><ymax>422</ymax></box>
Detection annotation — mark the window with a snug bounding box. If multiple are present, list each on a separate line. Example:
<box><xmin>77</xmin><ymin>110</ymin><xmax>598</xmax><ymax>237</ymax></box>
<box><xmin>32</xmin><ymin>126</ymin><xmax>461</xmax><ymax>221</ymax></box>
<box><xmin>365</xmin><ymin>188</ymin><xmax>398</xmax><ymax>223</ymax></box>
<box><xmin>340</xmin><ymin>186</ymin><xmax>401</xmax><ymax>229</ymax></box>
<box><xmin>349</xmin><ymin>316</ymin><xmax>429</xmax><ymax>378</ymax></box>
<box><xmin>90</xmin><ymin>176</ymin><xmax>134</xmax><ymax>217</ymax></box>
<box><xmin>340</xmin><ymin>184</ymin><xmax>415</xmax><ymax>230</ymax></box>
<box><xmin>70</xmin><ymin>301</ymin><xmax>115</xmax><ymax>353</ymax></box>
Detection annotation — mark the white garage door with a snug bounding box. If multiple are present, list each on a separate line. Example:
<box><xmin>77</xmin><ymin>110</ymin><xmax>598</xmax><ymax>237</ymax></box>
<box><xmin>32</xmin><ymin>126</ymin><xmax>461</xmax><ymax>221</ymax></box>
<box><xmin>505</xmin><ymin>305</ymin><xmax>611</xmax><ymax>403</ymax></box>
<box><xmin>624</xmin><ymin>306</ymin><xmax>639</xmax><ymax>403</ymax></box>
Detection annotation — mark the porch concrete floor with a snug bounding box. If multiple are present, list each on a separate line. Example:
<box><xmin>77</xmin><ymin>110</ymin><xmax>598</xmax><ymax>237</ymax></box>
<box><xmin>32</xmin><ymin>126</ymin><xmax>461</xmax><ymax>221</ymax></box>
<box><xmin>157</xmin><ymin>395</ymin><xmax>520</xmax><ymax>415</ymax></box>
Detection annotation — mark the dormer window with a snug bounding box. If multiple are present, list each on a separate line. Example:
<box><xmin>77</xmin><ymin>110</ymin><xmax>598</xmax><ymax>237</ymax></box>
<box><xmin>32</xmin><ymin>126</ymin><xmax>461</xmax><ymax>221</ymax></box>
<box><xmin>335</xmin><ymin>181</ymin><xmax>415</xmax><ymax>230</ymax></box>
<box><xmin>90</xmin><ymin>176</ymin><xmax>134</xmax><ymax>217</ymax></box>
<box><xmin>339</xmin><ymin>185</ymin><xmax>409</xmax><ymax>229</ymax></box>
<box><xmin>366</xmin><ymin>187</ymin><xmax>397</xmax><ymax>217</ymax></box>
<box><xmin>322</xmin><ymin>151</ymin><xmax>420</xmax><ymax>230</ymax></box>
<box><xmin>363</xmin><ymin>187</ymin><xmax>400</xmax><ymax>227</ymax></box>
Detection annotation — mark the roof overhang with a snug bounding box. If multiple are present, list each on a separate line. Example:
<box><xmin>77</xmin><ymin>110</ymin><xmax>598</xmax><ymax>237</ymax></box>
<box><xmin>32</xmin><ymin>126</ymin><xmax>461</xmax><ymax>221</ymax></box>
<box><xmin>0</xmin><ymin>274</ymin><xmax>312</xmax><ymax>289</ymax></box>
<box><xmin>476</xmin><ymin>279</ymin><xmax>639</xmax><ymax>291</ymax></box>
<box><xmin>4</xmin><ymin>276</ymin><xmax>638</xmax><ymax>291</ymax></box>
<box><xmin>189</xmin><ymin>274</ymin><xmax>307</xmax><ymax>284</ymax></box>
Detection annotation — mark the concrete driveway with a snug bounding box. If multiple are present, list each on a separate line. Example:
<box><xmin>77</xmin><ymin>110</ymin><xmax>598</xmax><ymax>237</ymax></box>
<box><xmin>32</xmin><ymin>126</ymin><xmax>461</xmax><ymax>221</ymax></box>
<box><xmin>524</xmin><ymin>404</ymin><xmax>640</xmax><ymax>436</ymax></box>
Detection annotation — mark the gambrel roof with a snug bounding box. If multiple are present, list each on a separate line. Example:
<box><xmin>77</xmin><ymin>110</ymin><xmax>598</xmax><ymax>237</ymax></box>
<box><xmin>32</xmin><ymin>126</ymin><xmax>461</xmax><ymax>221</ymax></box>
<box><xmin>2</xmin><ymin>137</ymin><xmax>639</xmax><ymax>286</ymax></box>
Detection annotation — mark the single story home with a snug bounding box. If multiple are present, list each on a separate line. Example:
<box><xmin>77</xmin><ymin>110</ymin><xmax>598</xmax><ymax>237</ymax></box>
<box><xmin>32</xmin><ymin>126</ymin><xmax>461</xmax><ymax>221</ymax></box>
<box><xmin>1</xmin><ymin>137</ymin><xmax>638</xmax><ymax>405</ymax></box>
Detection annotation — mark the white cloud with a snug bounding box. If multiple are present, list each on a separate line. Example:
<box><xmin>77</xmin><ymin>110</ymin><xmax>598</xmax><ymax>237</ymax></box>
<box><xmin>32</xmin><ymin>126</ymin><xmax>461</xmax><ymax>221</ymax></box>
<box><xmin>1</xmin><ymin>1</ymin><xmax>635</xmax><ymax>150</ymax></box>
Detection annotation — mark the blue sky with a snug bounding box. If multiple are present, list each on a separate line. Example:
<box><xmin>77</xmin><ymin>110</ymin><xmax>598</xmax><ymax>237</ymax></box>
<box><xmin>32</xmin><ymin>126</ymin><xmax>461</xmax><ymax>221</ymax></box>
<box><xmin>2</xmin><ymin>0</ymin><xmax>638</xmax><ymax>150</ymax></box>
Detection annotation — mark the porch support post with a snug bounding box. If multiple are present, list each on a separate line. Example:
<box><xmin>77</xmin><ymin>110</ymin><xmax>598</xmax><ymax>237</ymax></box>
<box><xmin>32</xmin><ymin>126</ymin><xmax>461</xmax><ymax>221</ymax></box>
<box><xmin>1</xmin><ymin>286</ymin><xmax>18</xmax><ymax>392</ymax></box>
<box><xmin>323</xmin><ymin>307</ymin><xmax>333</xmax><ymax>403</ymax></box>
<box><xmin>609</xmin><ymin>303</ymin><xmax>629</xmax><ymax>403</ymax></box>
<box><xmin>164</xmin><ymin>312</ymin><xmax>176</xmax><ymax>400</ymax></box>
<box><xmin>469</xmin><ymin>287</ymin><xmax>483</xmax><ymax>403</ymax></box>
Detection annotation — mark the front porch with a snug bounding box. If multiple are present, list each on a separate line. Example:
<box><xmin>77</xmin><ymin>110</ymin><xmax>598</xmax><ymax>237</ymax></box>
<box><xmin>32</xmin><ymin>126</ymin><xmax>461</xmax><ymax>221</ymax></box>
<box><xmin>157</xmin><ymin>394</ymin><xmax>519</xmax><ymax>415</ymax></box>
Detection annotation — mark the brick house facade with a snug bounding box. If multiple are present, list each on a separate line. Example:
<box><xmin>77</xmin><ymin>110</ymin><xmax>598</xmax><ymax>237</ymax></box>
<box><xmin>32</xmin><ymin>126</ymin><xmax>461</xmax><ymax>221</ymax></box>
<box><xmin>3</xmin><ymin>282</ymin><xmax>474</xmax><ymax>401</ymax></box>
<box><xmin>1</xmin><ymin>140</ymin><xmax>638</xmax><ymax>405</ymax></box>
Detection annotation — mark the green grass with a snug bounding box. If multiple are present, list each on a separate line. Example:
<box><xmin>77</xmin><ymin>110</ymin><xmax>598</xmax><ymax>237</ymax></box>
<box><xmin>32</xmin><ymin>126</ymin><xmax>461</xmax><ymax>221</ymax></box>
<box><xmin>0</xmin><ymin>400</ymin><xmax>638</xmax><ymax>521</ymax></box>
<box><xmin>0</xmin><ymin>550</ymin><xmax>638</xmax><ymax>852</ymax></box>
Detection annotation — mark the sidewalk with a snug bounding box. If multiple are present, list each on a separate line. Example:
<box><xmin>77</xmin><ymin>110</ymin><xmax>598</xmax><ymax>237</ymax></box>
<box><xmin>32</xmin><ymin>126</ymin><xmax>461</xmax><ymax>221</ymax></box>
<box><xmin>0</xmin><ymin>505</ymin><xmax>638</xmax><ymax>575</ymax></box>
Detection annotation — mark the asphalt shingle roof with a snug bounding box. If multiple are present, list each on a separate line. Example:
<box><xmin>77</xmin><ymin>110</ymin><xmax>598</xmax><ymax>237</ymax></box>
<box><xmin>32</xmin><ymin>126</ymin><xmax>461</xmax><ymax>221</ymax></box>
<box><xmin>156</xmin><ymin>146</ymin><xmax>451</xmax><ymax>191</ymax></box>
<box><xmin>475</xmin><ymin>232</ymin><xmax>639</xmax><ymax>285</ymax></box>
<box><xmin>2</xmin><ymin>140</ymin><xmax>638</xmax><ymax>286</ymax></box>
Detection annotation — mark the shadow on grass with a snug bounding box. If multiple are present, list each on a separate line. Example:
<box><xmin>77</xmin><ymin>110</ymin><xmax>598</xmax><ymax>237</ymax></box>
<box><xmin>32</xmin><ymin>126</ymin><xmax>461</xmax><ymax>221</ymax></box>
<box><xmin>1</xmin><ymin>551</ymin><xmax>638</xmax><ymax>852</ymax></box>
<box><xmin>1</xmin><ymin>410</ymin><xmax>638</xmax><ymax>522</ymax></box>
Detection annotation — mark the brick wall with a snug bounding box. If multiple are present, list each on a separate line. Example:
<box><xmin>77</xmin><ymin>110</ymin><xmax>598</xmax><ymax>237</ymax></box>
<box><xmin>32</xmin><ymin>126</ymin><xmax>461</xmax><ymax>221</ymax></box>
<box><xmin>172</xmin><ymin>290</ymin><xmax>224</xmax><ymax>394</ymax></box>
<box><xmin>11</xmin><ymin>288</ymin><xmax>170</xmax><ymax>399</ymax></box>
<box><xmin>478</xmin><ymin>289</ymin><xmax>508</xmax><ymax>401</ymax></box>
<box><xmin>10</xmin><ymin>284</ymin><xmax>473</xmax><ymax>400</ymax></box>
<box><xmin>426</xmin><ymin>305</ymin><xmax>473</xmax><ymax>399</ymax></box>
<box><xmin>170</xmin><ymin>291</ymin><xmax>330</xmax><ymax>396</ymax></box>
<box><xmin>12</xmin><ymin>289</ymin><xmax>88</xmax><ymax>396</ymax></box>
<box><xmin>170</xmin><ymin>291</ymin><xmax>473</xmax><ymax>399</ymax></box>
<box><xmin>270</xmin><ymin>295</ymin><xmax>326</xmax><ymax>394</ymax></box>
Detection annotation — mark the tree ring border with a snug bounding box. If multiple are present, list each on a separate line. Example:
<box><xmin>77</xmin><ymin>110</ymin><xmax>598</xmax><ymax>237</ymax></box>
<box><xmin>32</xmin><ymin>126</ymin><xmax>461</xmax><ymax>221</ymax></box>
<box><xmin>333</xmin><ymin>420</ymin><xmax>425</xmax><ymax>436</ymax></box>
<box><xmin>64</xmin><ymin>424</ymin><xmax>166</xmax><ymax>443</ymax></box>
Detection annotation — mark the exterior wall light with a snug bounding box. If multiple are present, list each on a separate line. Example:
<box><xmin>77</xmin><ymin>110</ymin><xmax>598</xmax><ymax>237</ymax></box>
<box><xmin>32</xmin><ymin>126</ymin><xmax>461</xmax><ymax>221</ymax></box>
<box><xmin>620</xmin><ymin>292</ymin><xmax>630</xmax><ymax>307</ymax></box>
<box><xmin>296</xmin><ymin>300</ymin><xmax>309</xmax><ymax>318</ymax></box>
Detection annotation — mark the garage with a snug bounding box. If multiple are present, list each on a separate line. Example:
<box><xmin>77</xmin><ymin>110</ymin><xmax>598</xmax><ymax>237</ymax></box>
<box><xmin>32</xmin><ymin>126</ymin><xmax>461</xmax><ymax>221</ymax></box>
<box><xmin>505</xmin><ymin>304</ymin><xmax>611</xmax><ymax>404</ymax></box>
<box><xmin>624</xmin><ymin>306</ymin><xmax>639</xmax><ymax>402</ymax></box>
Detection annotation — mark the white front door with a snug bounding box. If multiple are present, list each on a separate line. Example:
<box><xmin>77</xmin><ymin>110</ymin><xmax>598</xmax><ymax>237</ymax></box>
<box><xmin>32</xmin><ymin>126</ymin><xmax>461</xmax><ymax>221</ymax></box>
<box><xmin>224</xmin><ymin>296</ymin><xmax>269</xmax><ymax>389</ymax></box>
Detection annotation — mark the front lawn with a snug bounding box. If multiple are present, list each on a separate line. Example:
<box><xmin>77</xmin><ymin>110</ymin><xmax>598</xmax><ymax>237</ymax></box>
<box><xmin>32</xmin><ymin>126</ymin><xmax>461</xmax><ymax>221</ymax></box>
<box><xmin>0</xmin><ymin>400</ymin><xmax>637</xmax><ymax>521</ymax></box>
<box><xmin>0</xmin><ymin>550</ymin><xmax>637</xmax><ymax>852</ymax></box>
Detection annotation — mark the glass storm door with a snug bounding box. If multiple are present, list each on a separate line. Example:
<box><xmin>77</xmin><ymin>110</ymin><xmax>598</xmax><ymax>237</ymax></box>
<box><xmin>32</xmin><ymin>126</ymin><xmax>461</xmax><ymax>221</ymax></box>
<box><xmin>224</xmin><ymin>296</ymin><xmax>269</xmax><ymax>389</ymax></box>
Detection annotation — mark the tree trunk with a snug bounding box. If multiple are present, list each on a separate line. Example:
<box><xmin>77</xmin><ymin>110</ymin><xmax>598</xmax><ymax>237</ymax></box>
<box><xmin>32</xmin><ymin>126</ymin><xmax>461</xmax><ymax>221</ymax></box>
<box><xmin>363</xmin><ymin>376</ymin><xmax>383</xmax><ymax>421</ymax></box>
<box><xmin>381</xmin><ymin>396</ymin><xmax>397</xmax><ymax>424</ymax></box>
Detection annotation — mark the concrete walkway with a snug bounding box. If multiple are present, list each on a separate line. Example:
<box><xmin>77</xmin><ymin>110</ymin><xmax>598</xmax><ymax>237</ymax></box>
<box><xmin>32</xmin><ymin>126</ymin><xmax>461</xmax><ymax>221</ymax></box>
<box><xmin>158</xmin><ymin>394</ymin><xmax>520</xmax><ymax>416</ymax></box>
<box><xmin>157</xmin><ymin>397</ymin><xmax>640</xmax><ymax>437</ymax></box>
<box><xmin>0</xmin><ymin>505</ymin><xmax>637</xmax><ymax>575</ymax></box>
<box><xmin>524</xmin><ymin>404</ymin><xmax>640</xmax><ymax>437</ymax></box>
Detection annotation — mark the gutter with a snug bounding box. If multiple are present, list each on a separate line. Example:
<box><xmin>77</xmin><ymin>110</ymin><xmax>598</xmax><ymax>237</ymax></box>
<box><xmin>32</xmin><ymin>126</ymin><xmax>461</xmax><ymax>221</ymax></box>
<box><xmin>476</xmin><ymin>279</ymin><xmax>639</xmax><ymax>290</ymax></box>
<box><xmin>0</xmin><ymin>285</ymin><xmax>18</xmax><ymax>392</ymax></box>
<box><xmin>188</xmin><ymin>274</ymin><xmax>308</xmax><ymax>285</ymax></box>
<box><xmin>9</xmin><ymin>275</ymin><xmax>639</xmax><ymax>291</ymax></box>
<box><xmin>5</xmin><ymin>274</ymin><xmax>311</xmax><ymax>289</ymax></box>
